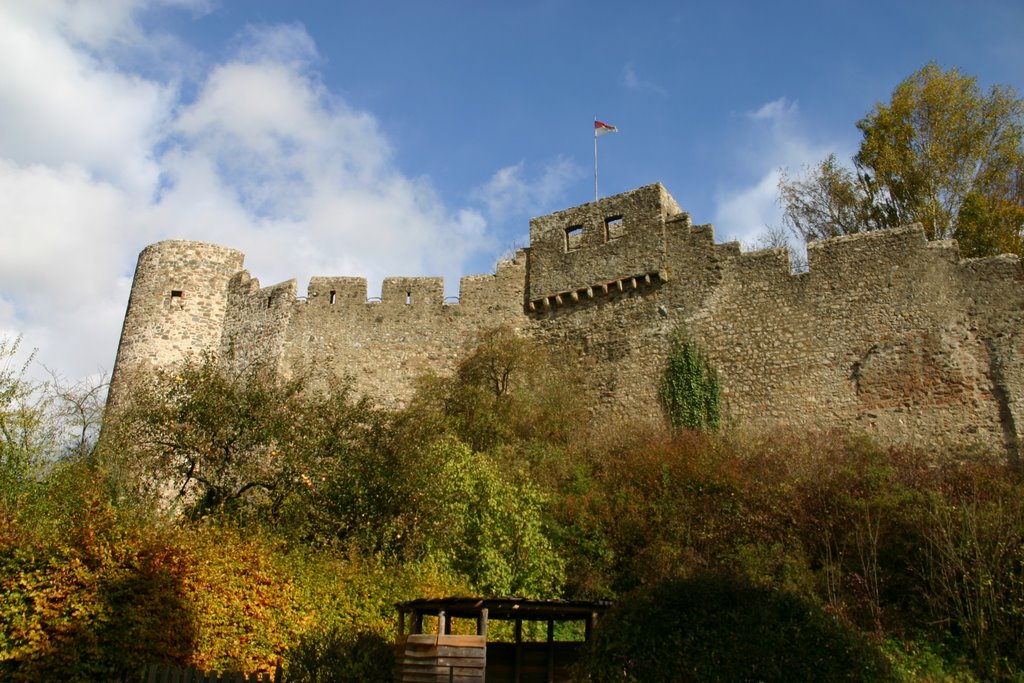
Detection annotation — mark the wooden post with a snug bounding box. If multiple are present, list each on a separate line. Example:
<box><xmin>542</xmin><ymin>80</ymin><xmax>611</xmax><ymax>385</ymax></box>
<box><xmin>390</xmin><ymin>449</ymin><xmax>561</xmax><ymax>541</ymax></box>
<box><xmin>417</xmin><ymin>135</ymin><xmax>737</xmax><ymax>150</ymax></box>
<box><xmin>585</xmin><ymin>612</ymin><xmax>598</xmax><ymax>641</ymax></box>
<box><xmin>477</xmin><ymin>608</ymin><xmax>489</xmax><ymax>637</ymax></box>
<box><xmin>437</xmin><ymin>610</ymin><xmax>447</xmax><ymax>636</ymax></box>
<box><xmin>514</xmin><ymin>619</ymin><xmax>522</xmax><ymax>683</ymax></box>
<box><xmin>479</xmin><ymin>607</ymin><xmax>489</xmax><ymax>680</ymax></box>
<box><xmin>547</xmin><ymin>619</ymin><xmax>555</xmax><ymax>683</ymax></box>
<box><xmin>413</xmin><ymin>611</ymin><xmax>423</xmax><ymax>635</ymax></box>
<box><xmin>398</xmin><ymin>609</ymin><xmax>406</xmax><ymax>637</ymax></box>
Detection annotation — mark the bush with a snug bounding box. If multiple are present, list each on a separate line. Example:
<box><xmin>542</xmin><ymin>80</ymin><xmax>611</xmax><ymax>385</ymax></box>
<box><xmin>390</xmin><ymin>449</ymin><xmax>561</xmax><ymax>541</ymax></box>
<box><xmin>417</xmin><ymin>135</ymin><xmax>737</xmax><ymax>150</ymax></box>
<box><xmin>580</xmin><ymin>573</ymin><xmax>895</xmax><ymax>682</ymax></box>
<box><xmin>285</xmin><ymin>628</ymin><xmax>392</xmax><ymax>683</ymax></box>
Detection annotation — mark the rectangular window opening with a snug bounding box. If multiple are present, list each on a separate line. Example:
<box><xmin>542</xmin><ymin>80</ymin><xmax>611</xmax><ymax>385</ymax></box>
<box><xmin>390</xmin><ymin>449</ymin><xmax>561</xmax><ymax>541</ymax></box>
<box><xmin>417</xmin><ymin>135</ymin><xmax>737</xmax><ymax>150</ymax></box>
<box><xmin>605</xmin><ymin>215</ymin><xmax>625</xmax><ymax>241</ymax></box>
<box><xmin>565</xmin><ymin>225</ymin><xmax>584</xmax><ymax>252</ymax></box>
<box><xmin>170</xmin><ymin>289</ymin><xmax>183</xmax><ymax>299</ymax></box>
<box><xmin>329</xmin><ymin>290</ymin><xmax>337</xmax><ymax>305</ymax></box>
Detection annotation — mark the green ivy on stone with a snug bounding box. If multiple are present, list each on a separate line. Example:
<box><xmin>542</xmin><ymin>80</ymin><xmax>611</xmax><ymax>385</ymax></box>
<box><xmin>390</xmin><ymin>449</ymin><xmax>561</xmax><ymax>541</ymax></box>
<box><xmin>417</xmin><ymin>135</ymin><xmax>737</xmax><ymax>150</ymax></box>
<box><xmin>659</xmin><ymin>331</ymin><xmax>721</xmax><ymax>432</ymax></box>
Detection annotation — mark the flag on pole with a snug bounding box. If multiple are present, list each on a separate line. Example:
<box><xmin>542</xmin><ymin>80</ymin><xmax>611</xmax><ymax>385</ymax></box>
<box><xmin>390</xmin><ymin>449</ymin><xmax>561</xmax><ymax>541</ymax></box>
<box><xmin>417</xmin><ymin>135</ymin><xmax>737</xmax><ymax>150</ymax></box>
<box><xmin>594</xmin><ymin>119</ymin><xmax>618</xmax><ymax>201</ymax></box>
<box><xmin>594</xmin><ymin>120</ymin><xmax>619</xmax><ymax>137</ymax></box>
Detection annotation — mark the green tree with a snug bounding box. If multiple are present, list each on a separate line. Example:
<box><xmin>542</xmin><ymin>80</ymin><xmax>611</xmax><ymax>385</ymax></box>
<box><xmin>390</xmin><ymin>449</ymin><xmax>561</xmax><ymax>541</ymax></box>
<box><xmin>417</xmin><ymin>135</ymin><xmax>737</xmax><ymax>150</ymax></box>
<box><xmin>781</xmin><ymin>63</ymin><xmax>1024</xmax><ymax>257</ymax></box>
<box><xmin>0</xmin><ymin>337</ymin><xmax>51</xmax><ymax>508</ymax></box>
<box><xmin>415</xmin><ymin>326</ymin><xmax>586</xmax><ymax>451</ymax></box>
<box><xmin>426</xmin><ymin>437</ymin><xmax>565</xmax><ymax>597</ymax></box>
<box><xmin>104</xmin><ymin>354</ymin><xmax>375</xmax><ymax>520</ymax></box>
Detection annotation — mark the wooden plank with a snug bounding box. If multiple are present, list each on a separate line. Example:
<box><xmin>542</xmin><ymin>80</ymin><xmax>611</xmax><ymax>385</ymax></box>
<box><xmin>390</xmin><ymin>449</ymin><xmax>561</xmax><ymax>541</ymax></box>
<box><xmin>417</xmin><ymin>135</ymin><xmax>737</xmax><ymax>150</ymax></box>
<box><xmin>396</xmin><ymin>633</ymin><xmax>487</xmax><ymax>683</ymax></box>
<box><xmin>397</xmin><ymin>658</ymin><xmax>485</xmax><ymax>669</ymax></box>
<box><xmin>398</xmin><ymin>656</ymin><xmax>486</xmax><ymax>667</ymax></box>
<box><xmin>402</xmin><ymin>634</ymin><xmax>485</xmax><ymax>647</ymax></box>
<box><xmin>396</xmin><ymin>666</ymin><xmax>484</xmax><ymax>681</ymax></box>
<box><xmin>399</xmin><ymin>660</ymin><xmax>476</xmax><ymax>671</ymax></box>
<box><xmin>398</xmin><ymin>675</ymin><xmax>481</xmax><ymax>683</ymax></box>
<box><xmin>399</xmin><ymin>645</ymin><xmax>485</xmax><ymax>658</ymax></box>
<box><xmin>400</xmin><ymin>654</ymin><xmax>486</xmax><ymax>665</ymax></box>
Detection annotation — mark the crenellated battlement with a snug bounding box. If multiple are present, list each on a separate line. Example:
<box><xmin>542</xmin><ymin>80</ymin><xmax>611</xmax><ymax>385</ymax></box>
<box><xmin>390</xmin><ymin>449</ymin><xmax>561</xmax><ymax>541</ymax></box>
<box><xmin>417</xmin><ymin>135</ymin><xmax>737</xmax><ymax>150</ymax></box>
<box><xmin>110</xmin><ymin>184</ymin><xmax>1024</xmax><ymax>455</ymax></box>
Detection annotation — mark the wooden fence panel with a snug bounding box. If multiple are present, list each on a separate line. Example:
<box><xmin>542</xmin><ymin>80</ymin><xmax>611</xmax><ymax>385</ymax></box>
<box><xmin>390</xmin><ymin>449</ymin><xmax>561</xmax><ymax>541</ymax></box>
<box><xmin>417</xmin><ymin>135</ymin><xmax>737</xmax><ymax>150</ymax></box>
<box><xmin>395</xmin><ymin>634</ymin><xmax>487</xmax><ymax>683</ymax></box>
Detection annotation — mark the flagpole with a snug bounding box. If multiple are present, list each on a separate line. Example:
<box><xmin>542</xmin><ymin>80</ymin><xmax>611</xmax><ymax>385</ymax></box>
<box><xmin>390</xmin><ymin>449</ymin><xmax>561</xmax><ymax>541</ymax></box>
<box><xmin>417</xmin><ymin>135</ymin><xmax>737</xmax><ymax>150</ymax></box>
<box><xmin>594</xmin><ymin>117</ymin><xmax>599</xmax><ymax>203</ymax></box>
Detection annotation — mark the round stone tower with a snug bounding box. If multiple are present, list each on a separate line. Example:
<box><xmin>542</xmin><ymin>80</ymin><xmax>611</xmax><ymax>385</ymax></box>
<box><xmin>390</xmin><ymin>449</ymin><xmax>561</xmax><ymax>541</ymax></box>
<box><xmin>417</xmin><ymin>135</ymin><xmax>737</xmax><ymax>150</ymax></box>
<box><xmin>108</xmin><ymin>240</ymin><xmax>245</xmax><ymax>401</ymax></box>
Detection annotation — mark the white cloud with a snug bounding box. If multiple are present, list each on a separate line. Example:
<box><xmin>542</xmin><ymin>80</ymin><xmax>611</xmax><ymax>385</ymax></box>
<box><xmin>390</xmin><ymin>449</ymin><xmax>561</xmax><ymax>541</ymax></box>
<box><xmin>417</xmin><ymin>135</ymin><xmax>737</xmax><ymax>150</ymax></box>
<box><xmin>712</xmin><ymin>96</ymin><xmax>851</xmax><ymax>247</ymax></box>
<box><xmin>0</xmin><ymin>160</ymin><xmax>141</xmax><ymax>377</ymax></box>
<box><xmin>5</xmin><ymin>0</ymin><xmax>147</xmax><ymax>49</ymax></box>
<box><xmin>230</xmin><ymin>22</ymin><xmax>320</xmax><ymax>68</ymax></box>
<box><xmin>473</xmin><ymin>157</ymin><xmax>582</xmax><ymax>223</ymax></box>
<box><xmin>714</xmin><ymin>171</ymin><xmax>784</xmax><ymax>245</ymax></box>
<box><xmin>747</xmin><ymin>97</ymin><xmax>798</xmax><ymax>121</ymax></box>
<box><xmin>0</xmin><ymin>3</ymin><xmax>172</xmax><ymax>194</ymax></box>
<box><xmin>162</xmin><ymin>36</ymin><xmax>492</xmax><ymax>292</ymax></box>
<box><xmin>621</xmin><ymin>62</ymin><xmax>667</xmax><ymax>95</ymax></box>
<box><xmin>0</xmin><ymin>11</ymin><xmax>498</xmax><ymax>383</ymax></box>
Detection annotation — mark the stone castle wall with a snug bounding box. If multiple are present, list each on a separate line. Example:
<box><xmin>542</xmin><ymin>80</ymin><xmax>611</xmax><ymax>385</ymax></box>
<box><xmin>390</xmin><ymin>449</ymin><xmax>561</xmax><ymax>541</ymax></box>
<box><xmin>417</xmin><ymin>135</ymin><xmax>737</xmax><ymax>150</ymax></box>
<box><xmin>109</xmin><ymin>240</ymin><xmax>245</xmax><ymax>400</ymax></box>
<box><xmin>109</xmin><ymin>184</ymin><xmax>1024</xmax><ymax>455</ymax></box>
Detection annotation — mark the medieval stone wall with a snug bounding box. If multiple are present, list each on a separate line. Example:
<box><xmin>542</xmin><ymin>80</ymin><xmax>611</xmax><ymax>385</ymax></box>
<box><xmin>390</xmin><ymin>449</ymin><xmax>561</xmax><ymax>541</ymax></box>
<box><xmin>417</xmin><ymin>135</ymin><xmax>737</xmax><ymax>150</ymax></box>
<box><xmin>271</xmin><ymin>254</ymin><xmax>527</xmax><ymax>407</ymax></box>
<box><xmin>109</xmin><ymin>184</ymin><xmax>1024</xmax><ymax>455</ymax></box>
<box><xmin>108</xmin><ymin>240</ymin><xmax>246</xmax><ymax>401</ymax></box>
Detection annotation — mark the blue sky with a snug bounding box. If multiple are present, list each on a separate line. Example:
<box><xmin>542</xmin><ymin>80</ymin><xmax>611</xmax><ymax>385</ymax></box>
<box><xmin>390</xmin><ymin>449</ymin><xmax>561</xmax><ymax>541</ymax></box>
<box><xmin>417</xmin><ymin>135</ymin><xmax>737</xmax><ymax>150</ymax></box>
<box><xmin>1</xmin><ymin>0</ymin><xmax>1021</xmax><ymax>383</ymax></box>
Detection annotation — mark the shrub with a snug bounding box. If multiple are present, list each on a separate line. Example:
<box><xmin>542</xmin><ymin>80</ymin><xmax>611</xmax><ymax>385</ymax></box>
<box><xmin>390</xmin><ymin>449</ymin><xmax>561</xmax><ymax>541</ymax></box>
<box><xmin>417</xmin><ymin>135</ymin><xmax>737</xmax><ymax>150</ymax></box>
<box><xmin>580</xmin><ymin>573</ymin><xmax>895</xmax><ymax>682</ymax></box>
<box><xmin>284</xmin><ymin>628</ymin><xmax>392</xmax><ymax>683</ymax></box>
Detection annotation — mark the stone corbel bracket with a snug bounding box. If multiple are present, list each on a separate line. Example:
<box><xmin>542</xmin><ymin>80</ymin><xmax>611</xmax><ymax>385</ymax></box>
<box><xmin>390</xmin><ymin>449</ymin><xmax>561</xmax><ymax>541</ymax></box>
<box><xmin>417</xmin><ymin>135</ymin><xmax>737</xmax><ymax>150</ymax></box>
<box><xmin>528</xmin><ymin>268</ymin><xmax>669</xmax><ymax>313</ymax></box>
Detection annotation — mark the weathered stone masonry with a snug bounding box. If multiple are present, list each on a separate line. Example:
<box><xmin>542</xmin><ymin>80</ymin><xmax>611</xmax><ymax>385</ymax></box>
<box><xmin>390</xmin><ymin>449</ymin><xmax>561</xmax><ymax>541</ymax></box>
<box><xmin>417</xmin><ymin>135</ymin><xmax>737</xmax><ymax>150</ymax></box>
<box><xmin>109</xmin><ymin>184</ymin><xmax>1024</xmax><ymax>456</ymax></box>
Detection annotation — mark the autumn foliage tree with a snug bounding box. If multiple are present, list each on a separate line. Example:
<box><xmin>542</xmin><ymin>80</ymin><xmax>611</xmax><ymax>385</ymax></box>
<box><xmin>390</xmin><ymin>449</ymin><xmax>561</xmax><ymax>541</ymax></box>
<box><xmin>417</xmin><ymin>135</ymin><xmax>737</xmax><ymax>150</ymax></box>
<box><xmin>780</xmin><ymin>63</ymin><xmax>1024</xmax><ymax>257</ymax></box>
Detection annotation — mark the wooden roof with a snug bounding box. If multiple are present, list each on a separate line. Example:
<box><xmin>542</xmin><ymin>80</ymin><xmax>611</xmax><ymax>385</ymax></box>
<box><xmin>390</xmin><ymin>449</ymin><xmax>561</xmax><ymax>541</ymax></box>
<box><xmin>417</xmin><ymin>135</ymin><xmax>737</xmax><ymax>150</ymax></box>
<box><xmin>395</xmin><ymin>597</ymin><xmax>612</xmax><ymax>622</ymax></box>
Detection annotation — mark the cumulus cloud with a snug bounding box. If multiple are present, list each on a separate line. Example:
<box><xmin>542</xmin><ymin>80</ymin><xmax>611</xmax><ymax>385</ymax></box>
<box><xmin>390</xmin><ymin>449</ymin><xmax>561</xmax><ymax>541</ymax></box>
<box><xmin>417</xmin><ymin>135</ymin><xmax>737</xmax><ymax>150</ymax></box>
<box><xmin>230</xmin><ymin>22</ymin><xmax>320</xmax><ymax>68</ymax></box>
<box><xmin>0</xmin><ymin>160</ymin><xmax>140</xmax><ymax>379</ymax></box>
<box><xmin>161</xmin><ymin>32</ymin><xmax>491</xmax><ymax>291</ymax></box>
<box><xmin>712</xmin><ymin>97</ymin><xmax>851</xmax><ymax>248</ymax></box>
<box><xmin>0</xmin><ymin>7</ymin><xmax>497</xmax><ymax>382</ymax></box>
<box><xmin>0</xmin><ymin>3</ymin><xmax>172</xmax><ymax>194</ymax></box>
<box><xmin>473</xmin><ymin>157</ymin><xmax>582</xmax><ymax>223</ymax></box>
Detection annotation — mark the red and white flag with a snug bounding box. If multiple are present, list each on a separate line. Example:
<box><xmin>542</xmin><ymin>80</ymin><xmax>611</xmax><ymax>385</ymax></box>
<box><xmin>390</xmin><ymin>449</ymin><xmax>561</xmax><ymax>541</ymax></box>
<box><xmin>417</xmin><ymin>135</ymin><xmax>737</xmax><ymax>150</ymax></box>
<box><xmin>594</xmin><ymin>120</ymin><xmax>619</xmax><ymax>137</ymax></box>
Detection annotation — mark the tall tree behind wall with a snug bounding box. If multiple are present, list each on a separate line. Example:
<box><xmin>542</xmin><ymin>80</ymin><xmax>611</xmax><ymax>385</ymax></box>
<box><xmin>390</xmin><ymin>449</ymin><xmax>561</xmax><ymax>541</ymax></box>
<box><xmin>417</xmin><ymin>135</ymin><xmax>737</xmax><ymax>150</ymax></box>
<box><xmin>780</xmin><ymin>63</ymin><xmax>1024</xmax><ymax>257</ymax></box>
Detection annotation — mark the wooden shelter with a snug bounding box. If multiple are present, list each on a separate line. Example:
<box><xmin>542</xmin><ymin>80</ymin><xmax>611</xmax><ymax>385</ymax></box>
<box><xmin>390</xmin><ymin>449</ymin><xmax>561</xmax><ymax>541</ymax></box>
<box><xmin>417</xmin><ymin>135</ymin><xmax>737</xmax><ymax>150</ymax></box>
<box><xmin>394</xmin><ymin>597</ymin><xmax>611</xmax><ymax>683</ymax></box>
